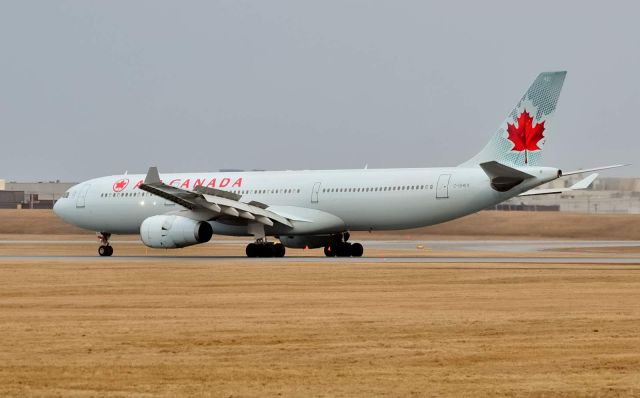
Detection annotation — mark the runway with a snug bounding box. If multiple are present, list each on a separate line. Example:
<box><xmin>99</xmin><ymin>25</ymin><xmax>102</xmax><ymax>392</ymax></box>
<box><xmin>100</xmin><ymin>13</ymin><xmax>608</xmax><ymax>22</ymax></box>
<box><xmin>1</xmin><ymin>239</ymin><xmax>639</xmax><ymax>264</ymax></box>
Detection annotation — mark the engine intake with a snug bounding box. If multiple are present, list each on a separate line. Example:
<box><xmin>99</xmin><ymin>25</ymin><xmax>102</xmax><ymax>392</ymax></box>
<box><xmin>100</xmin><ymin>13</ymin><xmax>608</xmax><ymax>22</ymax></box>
<box><xmin>140</xmin><ymin>215</ymin><xmax>213</xmax><ymax>248</ymax></box>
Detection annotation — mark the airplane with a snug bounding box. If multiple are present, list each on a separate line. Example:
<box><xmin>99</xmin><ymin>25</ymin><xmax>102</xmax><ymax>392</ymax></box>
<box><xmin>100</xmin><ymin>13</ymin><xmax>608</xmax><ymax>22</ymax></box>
<box><xmin>53</xmin><ymin>71</ymin><xmax>626</xmax><ymax>258</ymax></box>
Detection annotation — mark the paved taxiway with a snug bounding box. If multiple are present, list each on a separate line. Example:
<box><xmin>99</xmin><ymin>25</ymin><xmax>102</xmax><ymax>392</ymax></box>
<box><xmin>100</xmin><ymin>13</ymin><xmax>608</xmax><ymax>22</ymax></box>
<box><xmin>1</xmin><ymin>239</ymin><xmax>639</xmax><ymax>264</ymax></box>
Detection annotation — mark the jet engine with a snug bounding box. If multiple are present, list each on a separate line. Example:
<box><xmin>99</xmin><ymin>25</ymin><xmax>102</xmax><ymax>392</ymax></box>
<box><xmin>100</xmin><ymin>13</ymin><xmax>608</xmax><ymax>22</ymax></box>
<box><xmin>140</xmin><ymin>215</ymin><xmax>213</xmax><ymax>248</ymax></box>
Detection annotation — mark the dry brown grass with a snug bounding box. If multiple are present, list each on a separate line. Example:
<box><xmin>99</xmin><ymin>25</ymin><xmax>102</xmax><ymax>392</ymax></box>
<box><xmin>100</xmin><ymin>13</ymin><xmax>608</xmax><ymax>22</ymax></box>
<box><xmin>0</xmin><ymin>209</ymin><xmax>89</xmax><ymax>235</ymax></box>
<box><xmin>0</xmin><ymin>244</ymin><xmax>640</xmax><ymax>397</ymax></box>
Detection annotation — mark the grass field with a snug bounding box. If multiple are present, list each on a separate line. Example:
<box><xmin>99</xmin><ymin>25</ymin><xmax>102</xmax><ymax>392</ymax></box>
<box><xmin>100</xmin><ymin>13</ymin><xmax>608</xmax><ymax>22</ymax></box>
<box><xmin>0</xmin><ymin>255</ymin><xmax>639</xmax><ymax>397</ymax></box>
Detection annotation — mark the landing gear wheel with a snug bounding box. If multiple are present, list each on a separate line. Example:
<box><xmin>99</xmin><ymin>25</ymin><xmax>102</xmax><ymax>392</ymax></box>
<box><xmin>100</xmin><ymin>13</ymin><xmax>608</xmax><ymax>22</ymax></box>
<box><xmin>246</xmin><ymin>242</ymin><xmax>285</xmax><ymax>258</ymax></box>
<box><xmin>350</xmin><ymin>242</ymin><xmax>363</xmax><ymax>257</ymax></box>
<box><xmin>324</xmin><ymin>245</ymin><xmax>336</xmax><ymax>257</ymax></box>
<box><xmin>274</xmin><ymin>243</ymin><xmax>286</xmax><ymax>258</ymax></box>
<box><xmin>97</xmin><ymin>232</ymin><xmax>113</xmax><ymax>257</ymax></box>
<box><xmin>336</xmin><ymin>242</ymin><xmax>352</xmax><ymax>257</ymax></box>
<box><xmin>246</xmin><ymin>243</ymin><xmax>258</xmax><ymax>258</ymax></box>
<box><xmin>325</xmin><ymin>238</ymin><xmax>363</xmax><ymax>258</ymax></box>
<box><xmin>98</xmin><ymin>245</ymin><xmax>113</xmax><ymax>257</ymax></box>
<box><xmin>260</xmin><ymin>244</ymin><xmax>275</xmax><ymax>258</ymax></box>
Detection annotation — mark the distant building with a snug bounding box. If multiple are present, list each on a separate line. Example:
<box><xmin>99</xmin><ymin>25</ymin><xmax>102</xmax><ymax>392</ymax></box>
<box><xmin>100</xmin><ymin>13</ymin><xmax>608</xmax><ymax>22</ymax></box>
<box><xmin>498</xmin><ymin>176</ymin><xmax>640</xmax><ymax>214</ymax></box>
<box><xmin>0</xmin><ymin>190</ymin><xmax>24</xmax><ymax>209</ymax></box>
<box><xmin>1</xmin><ymin>181</ymin><xmax>76</xmax><ymax>209</ymax></box>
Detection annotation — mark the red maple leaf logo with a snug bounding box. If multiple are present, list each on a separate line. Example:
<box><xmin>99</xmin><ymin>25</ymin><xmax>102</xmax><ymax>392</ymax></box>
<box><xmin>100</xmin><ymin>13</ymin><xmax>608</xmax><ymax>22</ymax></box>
<box><xmin>113</xmin><ymin>179</ymin><xmax>129</xmax><ymax>192</ymax></box>
<box><xmin>506</xmin><ymin>110</ymin><xmax>545</xmax><ymax>164</ymax></box>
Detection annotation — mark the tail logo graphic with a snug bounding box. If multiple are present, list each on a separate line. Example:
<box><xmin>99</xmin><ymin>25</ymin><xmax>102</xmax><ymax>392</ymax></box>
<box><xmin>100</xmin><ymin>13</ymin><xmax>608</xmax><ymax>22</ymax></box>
<box><xmin>506</xmin><ymin>110</ymin><xmax>546</xmax><ymax>164</ymax></box>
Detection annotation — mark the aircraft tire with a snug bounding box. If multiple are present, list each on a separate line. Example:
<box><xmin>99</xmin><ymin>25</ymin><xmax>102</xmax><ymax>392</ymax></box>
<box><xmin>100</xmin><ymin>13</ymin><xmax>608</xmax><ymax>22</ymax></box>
<box><xmin>274</xmin><ymin>243</ymin><xmax>286</xmax><ymax>257</ymax></box>
<box><xmin>324</xmin><ymin>245</ymin><xmax>336</xmax><ymax>257</ymax></box>
<box><xmin>98</xmin><ymin>245</ymin><xmax>113</xmax><ymax>257</ymax></box>
<box><xmin>337</xmin><ymin>242</ymin><xmax>351</xmax><ymax>257</ymax></box>
<box><xmin>246</xmin><ymin>243</ymin><xmax>259</xmax><ymax>257</ymax></box>
<box><xmin>350</xmin><ymin>242</ymin><xmax>363</xmax><ymax>257</ymax></box>
<box><xmin>261</xmin><ymin>243</ymin><xmax>275</xmax><ymax>258</ymax></box>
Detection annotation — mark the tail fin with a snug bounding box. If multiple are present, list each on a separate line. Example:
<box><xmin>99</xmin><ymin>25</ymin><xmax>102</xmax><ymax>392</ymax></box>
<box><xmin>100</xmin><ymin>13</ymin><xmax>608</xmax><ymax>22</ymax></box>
<box><xmin>460</xmin><ymin>71</ymin><xmax>566</xmax><ymax>167</ymax></box>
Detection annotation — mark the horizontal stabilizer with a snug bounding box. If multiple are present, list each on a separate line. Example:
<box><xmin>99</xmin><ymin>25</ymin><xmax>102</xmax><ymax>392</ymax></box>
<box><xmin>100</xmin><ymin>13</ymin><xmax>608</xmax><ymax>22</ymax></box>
<box><xmin>480</xmin><ymin>161</ymin><xmax>534</xmax><ymax>192</ymax></box>
<box><xmin>569</xmin><ymin>173</ymin><xmax>598</xmax><ymax>189</ymax></box>
<box><xmin>480</xmin><ymin>161</ymin><xmax>535</xmax><ymax>180</ymax></box>
<box><xmin>519</xmin><ymin>173</ymin><xmax>598</xmax><ymax>196</ymax></box>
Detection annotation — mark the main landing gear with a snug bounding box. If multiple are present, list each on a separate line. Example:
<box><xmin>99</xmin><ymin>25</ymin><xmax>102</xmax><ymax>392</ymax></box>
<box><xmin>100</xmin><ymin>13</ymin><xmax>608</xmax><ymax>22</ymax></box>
<box><xmin>324</xmin><ymin>232</ymin><xmax>364</xmax><ymax>257</ymax></box>
<box><xmin>97</xmin><ymin>232</ymin><xmax>113</xmax><ymax>257</ymax></box>
<box><xmin>246</xmin><ymin>240</ymin><xmax>286</xmax><ymax>258</ymax></box>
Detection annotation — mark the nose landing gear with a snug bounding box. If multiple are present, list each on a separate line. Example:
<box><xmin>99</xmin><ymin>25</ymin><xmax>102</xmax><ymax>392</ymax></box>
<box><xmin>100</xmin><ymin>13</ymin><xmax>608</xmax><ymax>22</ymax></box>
<box><xmin>97</xmin><ymin>232</ymin><xmax>113</xmax><ymax>257</ymax></box>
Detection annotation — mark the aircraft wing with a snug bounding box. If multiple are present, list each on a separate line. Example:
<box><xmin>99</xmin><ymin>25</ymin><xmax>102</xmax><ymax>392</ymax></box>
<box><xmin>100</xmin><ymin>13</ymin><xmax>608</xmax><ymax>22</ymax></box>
<box><xmin>519</xmin><ymin>173</ymin><xmax>598</xmax><ymax>197</ymax></box>
<box><xmin>138</xmin><ymin>167</ymin><xmax>293</xmax><ymax>227</ymax></box>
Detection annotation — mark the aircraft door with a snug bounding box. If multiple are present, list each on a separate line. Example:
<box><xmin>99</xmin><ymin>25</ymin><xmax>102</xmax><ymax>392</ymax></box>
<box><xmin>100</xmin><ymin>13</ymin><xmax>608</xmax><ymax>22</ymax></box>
<box><xmin>436</xmin><ymin>174</ymin><xmax>451</xmax><ymax>199</ymax></box>
<box><xmin>311</xmin><ymin>182</ymin><xmax>321</xmax><ymax>203</ymax></box>
<box><xmin>75</xmin><ymin>184</ymin><xmax>91</xmax><ymax>208</ymax></box>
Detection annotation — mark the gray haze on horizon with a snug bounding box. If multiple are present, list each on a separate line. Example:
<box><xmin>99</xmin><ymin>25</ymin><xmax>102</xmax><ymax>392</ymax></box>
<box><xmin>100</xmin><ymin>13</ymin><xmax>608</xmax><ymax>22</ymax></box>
<box><xmin>1</xmin><ymin>1</ymin><xmax>639</xmax><ymax>182</ymax></box>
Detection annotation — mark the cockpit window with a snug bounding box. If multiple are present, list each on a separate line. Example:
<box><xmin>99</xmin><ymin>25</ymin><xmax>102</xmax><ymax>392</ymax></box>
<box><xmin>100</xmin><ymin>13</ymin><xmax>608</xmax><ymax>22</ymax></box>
<box><xmin>62</xmin><ymin>192</ymin><xmax>70</xmax><ymax>198</ymax></box>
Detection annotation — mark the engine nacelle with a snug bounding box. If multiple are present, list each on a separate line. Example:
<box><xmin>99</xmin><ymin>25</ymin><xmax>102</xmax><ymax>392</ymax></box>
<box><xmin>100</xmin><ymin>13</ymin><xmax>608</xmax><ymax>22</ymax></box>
<box><xmin>140</xmin><ymin>215</ymin><xmax>213</xmax><ymax>248</ymax></box>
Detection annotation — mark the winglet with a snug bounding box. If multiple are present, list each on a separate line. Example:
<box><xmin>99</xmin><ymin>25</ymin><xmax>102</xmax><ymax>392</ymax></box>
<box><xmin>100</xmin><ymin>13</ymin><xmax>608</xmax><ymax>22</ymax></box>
<box><xmin>144</xmin><ymin>166</ymin><xmax>161</xmax><ymax>185</ymax></box>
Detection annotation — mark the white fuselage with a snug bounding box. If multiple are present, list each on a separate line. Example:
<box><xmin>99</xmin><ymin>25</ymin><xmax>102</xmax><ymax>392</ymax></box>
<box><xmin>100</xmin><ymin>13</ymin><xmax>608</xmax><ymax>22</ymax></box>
<box><xmin>53</xmin><ymin>166</ymin><xmax>559</xmax><ymax>236</ymax></box>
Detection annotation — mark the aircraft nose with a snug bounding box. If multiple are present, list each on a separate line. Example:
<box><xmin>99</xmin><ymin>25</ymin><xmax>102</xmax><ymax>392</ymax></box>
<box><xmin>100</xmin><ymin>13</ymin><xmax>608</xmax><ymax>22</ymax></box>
<box><xmin>53</xmin><ymin>198</ymin><xmax>61</xmax><ymax>216</ymax></box>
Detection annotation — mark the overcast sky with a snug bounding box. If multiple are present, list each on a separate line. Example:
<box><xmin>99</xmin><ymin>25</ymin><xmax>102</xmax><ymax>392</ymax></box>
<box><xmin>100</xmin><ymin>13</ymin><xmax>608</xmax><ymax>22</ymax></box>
<box><xmin>1</xmin><ymin>1</ymin><xmax>638</xmax><ymax>181</ymax></box>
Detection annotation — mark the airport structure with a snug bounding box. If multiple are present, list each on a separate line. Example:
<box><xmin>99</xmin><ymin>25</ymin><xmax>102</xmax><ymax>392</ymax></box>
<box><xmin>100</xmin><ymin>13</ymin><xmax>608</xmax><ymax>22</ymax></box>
<box><xmin>497</xmin><ymin>176</ymin><xmax>640</xmax><ymax>213</ymax></box>
<box><xmin>0</xmin><ymin>180</ymin><xmax>76</xmax><ymax>209</ymax></box>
